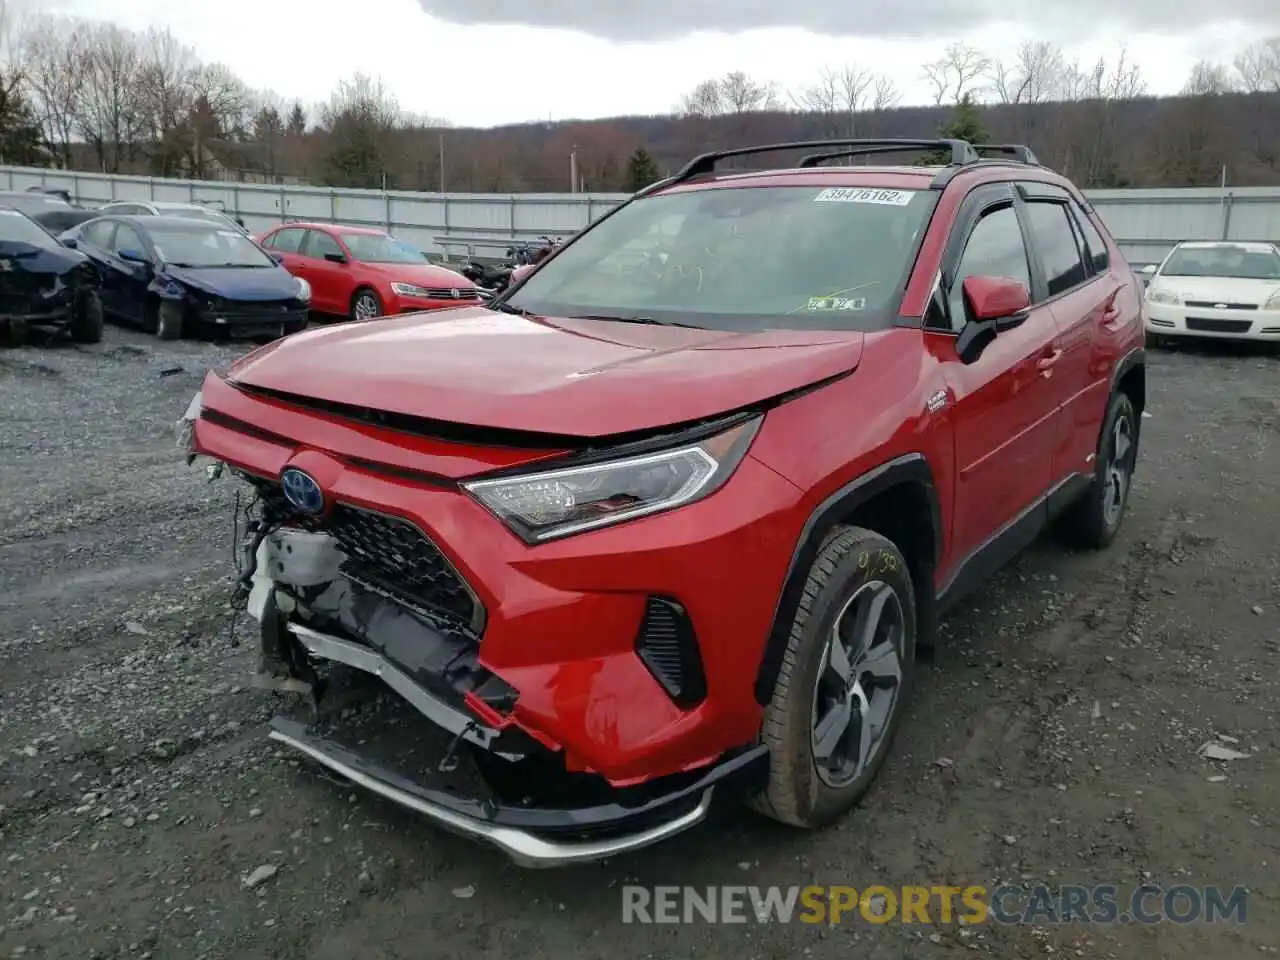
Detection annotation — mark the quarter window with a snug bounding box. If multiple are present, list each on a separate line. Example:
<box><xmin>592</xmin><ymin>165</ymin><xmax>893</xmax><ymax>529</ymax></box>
<box><xmin>1071</xmin><ymin>205</ymin><xmax>1111</xmax><ymax>273</ymax></box>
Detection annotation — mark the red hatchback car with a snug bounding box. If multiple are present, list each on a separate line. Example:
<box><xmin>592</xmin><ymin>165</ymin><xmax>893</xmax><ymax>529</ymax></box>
<box><xmin>256</xmin><ymin>222</ymin><xmax>478</xmax><ymax>321</ymax></box>
<box><xmin>181</xmin><ymin>139</ymin><xmax>1145</xmax><ymax>866</ymax></box>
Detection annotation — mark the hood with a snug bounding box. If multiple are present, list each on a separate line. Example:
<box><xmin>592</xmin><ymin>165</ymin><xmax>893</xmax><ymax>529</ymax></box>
<box><xmin>0</xmin><ymin>240</ymin><xmax>86</xmax><ymax>275</ymax></box>
<box><xmin>227</xmin><ymin>308</ymin><xmax>864</xmax><ymax>437</ymax></box>
<box><xmin>1153</xmin><ymin>275</ymin><xmax>1280</xmax><ymax>305</ymax></box>
<box><xmin>359</xmin><ymin>261</ymin><xmax>475</xmax><ymax>288</ymax></box>
<box><xmin>163</xmin><ymin>264</ymin><xmax>303</xmax><ymax>301</ymax></box>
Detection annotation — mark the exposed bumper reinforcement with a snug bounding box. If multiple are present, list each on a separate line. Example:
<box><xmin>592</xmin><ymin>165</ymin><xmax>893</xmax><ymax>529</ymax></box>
<box><xmin>286</xmin><ymin>621</ymin><xmax>511</xmax><ymax>755</ymax></box>
<box><xmin>268</xmin><ymin>716</ymin><xmax>751</xmax><ymax>867</ymax></box>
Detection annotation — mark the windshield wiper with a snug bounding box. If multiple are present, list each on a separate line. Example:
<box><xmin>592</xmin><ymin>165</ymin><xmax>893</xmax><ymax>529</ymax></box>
<box><xmin>570</xmin><ymin>314</ymin><xmax>698</xmax><ymax>328</ymax></box>
<box><xmin>489</xmin><ymin>300</ymin><xmax>532</xmax><ymax>316</ymax></box>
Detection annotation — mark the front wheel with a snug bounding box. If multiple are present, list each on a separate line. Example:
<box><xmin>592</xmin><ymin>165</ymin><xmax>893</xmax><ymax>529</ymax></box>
<box><xmin>69</xmin><ymin>291</ymin><xmax>104</xmax><ymax>344</ymax></box>
<box><xmin>750</xmin><ymin>527</ymin><xmax>916</xmax><ymax>828</ymax></box>
<box><xmin>155</xmin><ymin>300</ymin><xmax>187</xmax><ymax>340</ymax></box>
<box><xmin>1052</xmin><ymin>391</ymin><xmax>1138</xmax><ymax>550</ymax></box>
<box><xmin>350</xmin><ymin>289</ymin><xmax>383</xmax><ymax>322</ymax></box>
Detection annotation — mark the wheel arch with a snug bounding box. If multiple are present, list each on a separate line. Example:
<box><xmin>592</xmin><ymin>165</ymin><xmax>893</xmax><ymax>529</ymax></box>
<box><xmin>1112</xmin><ymin>347</ymin><xmax>1145</xmax><ymax>470</ymax></box>
<box><xmin>754</xmin><ymin>453</ymin><xmax>944</xmax><ymax>705</ymax></box>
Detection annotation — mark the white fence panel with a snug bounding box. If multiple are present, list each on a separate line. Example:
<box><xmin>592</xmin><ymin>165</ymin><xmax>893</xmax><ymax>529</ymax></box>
<box><xmin>3</xmin><ymin>164</ymin><xmax>1278</xmax><ymax>267</ymax></box>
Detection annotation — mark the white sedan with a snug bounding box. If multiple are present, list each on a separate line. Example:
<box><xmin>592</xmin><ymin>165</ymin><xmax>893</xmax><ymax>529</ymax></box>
<box><xmin>1142</xmin><ymin>241</ymin><xmax>1280</xmax><ymax>345</ymax></box>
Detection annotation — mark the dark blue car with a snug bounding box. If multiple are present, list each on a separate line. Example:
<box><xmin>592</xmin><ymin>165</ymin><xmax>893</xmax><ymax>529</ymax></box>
<box><xmin>61</xmin><ymin>215</ymin><xmax>311</xmax><ymax>340</ymax></box>
<box><xmin>0</xmin><ymin>205</ymin><xmax>103</xmax><ymax>346</ymax></box>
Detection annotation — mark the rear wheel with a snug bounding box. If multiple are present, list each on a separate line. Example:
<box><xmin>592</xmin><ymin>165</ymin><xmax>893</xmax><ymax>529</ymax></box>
<box><xmin>750</xmin><ymin>527</ymin><xmax>915</xmax><ymax>828</ymax></box>
<box><xmin>350</xmin><ymin>288</ymin><xmax>383</xmax><ymax>322</ymax></box>
<box><xmin>69</xmin><ymin>291</ymin><xmax>104</xmax><ymax>344</ymax></box>
<box><xmin>1052</xmin><ymin>391</ymin><xmax>1138</xmax><ymax>550</ymax></box>
<box><xmin>2</xmin><ymin>318</ymin><xmax>27</xmax><ymax>348</ymax></box>
<box><xmin>155</xmin><ymin>300</ymin><xmax>186</xmax><ymax>340</ymax></box>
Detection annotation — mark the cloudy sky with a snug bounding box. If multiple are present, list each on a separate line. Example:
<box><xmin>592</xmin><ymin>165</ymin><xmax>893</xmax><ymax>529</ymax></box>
<box><xmin>26</xmin><ymin>0</ymin><xmax>1279</xmax><ymax>127</ymax></box>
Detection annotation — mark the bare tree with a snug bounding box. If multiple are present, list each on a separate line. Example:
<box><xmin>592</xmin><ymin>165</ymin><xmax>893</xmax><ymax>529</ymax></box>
<box><xmin>922</xmin><ymin>42</ymin><xmax>990</xmax><ymax>106</ymax></box>
<box><xmin>870</xmin><ymin>75</ymin><xmax>901</xmax><ymax>112</ymax></box>
<box><xmin>793</xmin><ymin>64</ymin><xmax>873</xmax><ymax>136</ymax></box>
<box><xmin>1057</xmin><ymin>45</ymin><xmax>1148</xmax><ymax>185</ymax></box>
<box><xmin>1233</xmin><ymin>37</ymin><xmax>1280</xmax><ymax>93</ymax></box>
<box><xmin>190</xmin><ymin>62</ymin><xmax>252</xmax><ymax>139</ymax></box>
<box><xmin>19</xmin><ymin>15</ymin><xmax>87</xmax><ymax>167</ymax></box>
<box><xmin>135</xmin><ymin>26</ymin><xmax>197</xmax><ymax>174</ymax></box>
<box><xmin>989</xmin><ymin>41</ymin><xmax>1067</xmax><ymax>104</ymax></box>
<box><xmin>75</xmin><ymin>23</ymin><xmax>145</xmax><ymax>173</ymax></box>
<box><xmin>1182</xmin><ymin>60</ymin><xmax>1237</xmax><ymax>97</ymax></box>
<box><xmin>320</xmin><ymin>72</ymin><xmax>403</xmax><ymax>188</ymax></box>
<box><xmin>679</xmin><ymin>71</ymin><xmax>777</xmax><ymax>117</ymax></box>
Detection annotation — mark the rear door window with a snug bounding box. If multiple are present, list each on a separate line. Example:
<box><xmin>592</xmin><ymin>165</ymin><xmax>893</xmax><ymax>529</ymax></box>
<box><xmin>1023</xmin><ymin>201</ymin><xmax>1089</xmax><ymax>298</ymax></box>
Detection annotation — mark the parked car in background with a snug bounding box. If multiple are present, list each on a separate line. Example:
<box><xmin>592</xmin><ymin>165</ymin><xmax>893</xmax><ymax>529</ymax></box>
<box><xmin>0</xmin><ymin>205</ymin><xmax>103</xmax><ymax>346</ymax></box>
<box><xmin>98</xmin><ymin>200</ymin><xmax>250</xmax><ymax>235</ymax></box>
<box><xmin>1142</xmin><ymin>240</ymin><xmax>1280</xmax><ymax>346</ymax></box>
<box><xmin>62</xmin><ymin>215</ymin><xmax>310</xmax><ymax>340</ymax></box>
<box><xmin>0</xmin><ymin>189</ymin><xmax>76</xmax><ymax>220</ymax></box>
<box><xmin>255</xmin><ymin>222</ymin><xmax>478</xmax><ymax>321</ymax></box>
<box><xmin>179</xmin><ymin>137</ymin><xmax>1146</xmax><ymax>865</ymax></box>
<box><xmin>27</xmin><ymin>207</ymin><xmax>98</xmax><ymax>236</ymax></box>
<box><xmin>26</xmin><ymin>185</ymin><xmax>76</xmax><ymax>205</ymax></box>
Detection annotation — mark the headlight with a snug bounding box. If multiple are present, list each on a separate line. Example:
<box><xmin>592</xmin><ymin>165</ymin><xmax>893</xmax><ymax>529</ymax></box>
<box><xmin>463</xmin><ymin>417</ymin><xmax>761</xmax><ymax>543</ymax></box>
<box><xmin>391</xmin><ymin>281</ymin><xmax>431</xmax><ymax>298</ymax></box>
<box><xmin>295</xmin><ymin>277</ymin><xmax>311</xmax><ymax>302</ymax></box>
<box><xmin>1264</xmin><ymin>290</ymin><xmax>1280</xmax><ymax>310</ymax></box>
<box><xmin>1145</xmin><ymin>288</ymin><xmax>1181</xmax><ymax>305</ymax></box>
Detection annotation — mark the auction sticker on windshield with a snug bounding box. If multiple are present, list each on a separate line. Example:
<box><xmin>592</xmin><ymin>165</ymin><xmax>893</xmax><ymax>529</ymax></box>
<box><xmin>814</xmin><ymin>188</ymin><xmax>916</xmax><ymax>205</ymax></box>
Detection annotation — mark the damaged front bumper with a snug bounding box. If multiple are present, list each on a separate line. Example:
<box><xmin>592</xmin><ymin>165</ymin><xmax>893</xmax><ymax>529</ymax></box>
<box><xmin>238</xmin><ymin>517</ymin><xmax>766</xmax><ymax>867</ymax></box>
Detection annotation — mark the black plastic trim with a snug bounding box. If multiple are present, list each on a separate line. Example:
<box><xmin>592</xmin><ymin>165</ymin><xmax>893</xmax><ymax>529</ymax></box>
<box><xmin>271</xmin><ymin>715</ymin><xmax>768</xmax><ymax>834</ymax></box>
<box><xmin>754</xmin><ymin>453</ymin><xmax>942</xmax><ymax>704</ymax></box>
<box><xmin>678</xmin><ymin>139</ymin><xmax>981</xmax><ymax>180</ymax></box>
<box><xmin>635</xmin><ymin>596</ymin><xmax>708</xmax><ymax>708</ymax></box>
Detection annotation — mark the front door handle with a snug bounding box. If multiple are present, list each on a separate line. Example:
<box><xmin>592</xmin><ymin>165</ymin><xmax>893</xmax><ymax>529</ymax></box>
<box><xmin>1036</xmin><ymin>349</ymin><xmax>1062</xmax><ymax>377</ymax></box>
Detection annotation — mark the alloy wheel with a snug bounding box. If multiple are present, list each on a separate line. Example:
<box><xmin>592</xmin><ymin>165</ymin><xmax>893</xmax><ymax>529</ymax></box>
<box><xmin>354</xmin><ymin>294</ymin><xmax>380</xmax><ymax>321</ymax></box>
<box><xmin>1103</xmin><ymin>412</ymin><xmax>1134</xmax><ymax>528</ymax></box>
<box><xmin>810</xmin><ymin>580</ymin><xmax>906</xmax><ymax>789</ymax></box>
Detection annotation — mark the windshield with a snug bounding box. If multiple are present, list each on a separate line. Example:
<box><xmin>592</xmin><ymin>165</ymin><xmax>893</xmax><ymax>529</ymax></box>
<box><xmin>0</xmin><ymin>208</ymin><xmax>61</xmax><ymax>250</ymax></box>
<box><xmin>150</xmin><ymin>225</ymin><xmax>274</xmax><ymax>268</ymax></box>
<box><xmin>506</xmin><ymin>185</ymin><xmax>936</xmax><ymax>330</ymax></box>
<box><xmin>1161</xmin><ymin>245</ymin><xmax>1280</xmax><ymax>280</ymax></box>
<box><xmin>0</xmin><ymin>193</ymin><xmax>70</xmax><ymax>216</ymax></box>
<box><xmin>164</xmin><ymin>207</ymin><xmax>231</xmax><ymax>225</ymax></box>
<box><xmin>341</xmin><ymin>233</ymin><xmax>425</xmax><ymax>263</ymax></box>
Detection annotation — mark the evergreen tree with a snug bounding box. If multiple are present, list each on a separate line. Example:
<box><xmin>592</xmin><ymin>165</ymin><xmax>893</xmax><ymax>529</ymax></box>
<box><xmin>0</xmin><ymin>76</ymin><xmax>50</xmax><ymax>167</ymax></box>
<box><xmin>918</xmin><ymin>94</ymin><xmax>990</xmax><ymax>165</ymax></box>
<box><xmin>625</xmin><ymin>147</ymin><xmax>661</xmax><ymax>192</ymax></box>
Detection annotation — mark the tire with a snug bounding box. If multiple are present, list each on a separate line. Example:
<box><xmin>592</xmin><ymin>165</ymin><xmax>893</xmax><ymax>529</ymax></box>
<box><xmin>750</xmin><ymin>526</ymin><xmax>916</xmax><ymax>828</ymax></box>
<box><xmin>2</xmin><ymin>318</ymin><xmax>27</xmax><ymax>348</ymax></box>
<box><xmin>1052</xmin><ymin>391</ymin><xmax>1138</xmax><ymax>550</ymax></box>
<box><xmin>69</xmin><ymin>291</ymin><xmax>104</xmax><ymax>344</ymax></box>
<box><xmin>156</xmin><ymin>300</ymin><xmax>186</xmax><ymax>340</ymax></box>
<box><xmin>350</xmin><ymin>288</ymin><xmax>383</xmax><ymax>322</ymax></box>
<box><xmin>1146</xmin><ymin>332</ymin><xmax>1171</xmax><ymax>349</ymax></box>
<box><xmin>283</xmin><ymin>315</ymin><xmax>308</xmax><ymax>336</ymax></box>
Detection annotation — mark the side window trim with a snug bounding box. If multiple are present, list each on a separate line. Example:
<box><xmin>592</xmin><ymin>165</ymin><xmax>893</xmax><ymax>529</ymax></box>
<box><xmin>1067</xmin><ymin>198</ymin><xmax>1111</xmax><ymax>274</ymax></box>
<box><xmin>1016</xmin><ymin>191</ymin><xmax>1098</xmax><ymax>303</ymax></box>
<box><xmin>931</xmin><ymin>193</ymin><xmax>1033</xmax><ymax>334</ymax></box>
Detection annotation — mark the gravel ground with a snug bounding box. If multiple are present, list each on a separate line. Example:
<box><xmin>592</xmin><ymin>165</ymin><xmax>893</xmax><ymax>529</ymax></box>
<box><xmin>1</xmin><ymin>327</ymin><xmax>1278</xmax><ymax>960</ymax></box>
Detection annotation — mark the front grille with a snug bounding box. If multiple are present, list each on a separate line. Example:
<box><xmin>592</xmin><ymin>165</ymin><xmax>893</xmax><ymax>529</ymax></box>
<box><xmin>252</xmin><ymin>479</ymin><xmax>482</xmax><ymax>638</ymax></box>
<box><xmin>419</xmin><ymin>287</ymin><xmax>479</xmax><ymax>300</ymax></box>
<box><xmin>1185</xmin><ymin>317</ymin><xmax>1253</xmax><ymax>333</ymax></box>
<box><xmin>207</xmin><ymin>300</ymin><xmax>301</xmax><ymax>324</ymax></box>
<box><xmin>1185</xmin><ymin>300</ymin><xmax>1257</xmax><ymax>311</ymax></box>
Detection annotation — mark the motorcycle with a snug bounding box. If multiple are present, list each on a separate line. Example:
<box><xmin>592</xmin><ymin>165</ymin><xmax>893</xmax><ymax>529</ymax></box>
<box><xmin>461</xmin><ymin>236</ymin><xmax>562</xmax><ymax>298</ymax></box>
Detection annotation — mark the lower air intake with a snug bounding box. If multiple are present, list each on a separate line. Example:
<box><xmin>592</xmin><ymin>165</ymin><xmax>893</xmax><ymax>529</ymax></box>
<box><xmin>635</xmin><ymin>596</ymin><xmax>707</xmax><ymax>708</ymax></box>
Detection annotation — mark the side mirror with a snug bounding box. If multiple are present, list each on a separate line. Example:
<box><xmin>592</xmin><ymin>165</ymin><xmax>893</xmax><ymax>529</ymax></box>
<box><xmin>61</xmin><ymin>236</ymin><xmax>78</xmax><ymax>249</ymax></box>
<box><xmin>269</xmin><ymin>251</ymin><xmax>285</xmax><ymax>265</ymax></box>
<box><xmin>323</xmin><ymin>252</ymin><xmax>346</xmax><ymax>264</ymax></box>
<box><xmin>1140</xmin><ymin>264</ymin><xmax>1157</xmax><ymax>276</ymax></box>
<box><xmin>955</xmin><ymin>275</ymin><xmax>1032</xmax><ymax>364</ymax></box>
<box><xmin>118</xmin><ymin>248</ymin><xmax>149</xmax><ymax>265</ymax></box>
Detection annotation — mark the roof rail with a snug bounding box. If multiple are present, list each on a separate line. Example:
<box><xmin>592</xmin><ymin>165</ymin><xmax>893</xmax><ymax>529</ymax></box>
<box><xmin>971</xmin><ymin>144</ymin><xmax>1040</xmax><ymax>165</ymax></box>
<box><xmin>674</xmin><ymin>138</ymin><xmax>981</xmax><ymax>181</ymax></box>
<box><xmin>798</xmin><ymin>144</ymin><xmax>954</xmax><ymax>167</ymax></box>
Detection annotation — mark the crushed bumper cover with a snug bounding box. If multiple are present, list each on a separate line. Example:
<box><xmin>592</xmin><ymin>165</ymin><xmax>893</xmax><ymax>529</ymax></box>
<box><xmin>241</xmin><ymin>522</ymin><xmax>768</xmax><ymax>866</ymax></box>
<box><xmin>270</xmin><ymin>715</ymin><xmax>762</xmax><ymax>867</ymax></box>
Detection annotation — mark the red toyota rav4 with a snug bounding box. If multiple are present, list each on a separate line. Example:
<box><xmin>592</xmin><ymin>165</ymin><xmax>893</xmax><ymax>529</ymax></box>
<box><xmin>179</xmin><ymin>138</ymin><xmax>1145</xmax><ymax>867</ymax></box>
